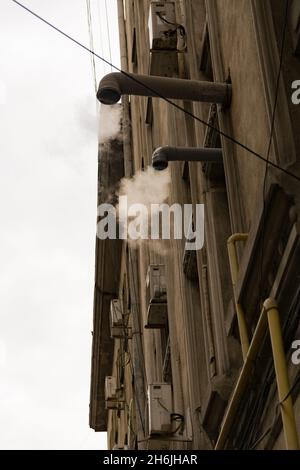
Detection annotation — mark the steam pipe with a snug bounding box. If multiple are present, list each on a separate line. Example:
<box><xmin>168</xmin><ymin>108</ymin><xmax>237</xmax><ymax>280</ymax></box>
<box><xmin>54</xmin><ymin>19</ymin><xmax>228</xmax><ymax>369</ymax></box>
<box><xmin>97</xmin><ymin>72</ymin><xmax>232</xmax><ymax>107</ymax></box>
<box><xmin>152</xmin><ymin>146</ymin><xmax>223</xmax><ymax>171</ymax></box>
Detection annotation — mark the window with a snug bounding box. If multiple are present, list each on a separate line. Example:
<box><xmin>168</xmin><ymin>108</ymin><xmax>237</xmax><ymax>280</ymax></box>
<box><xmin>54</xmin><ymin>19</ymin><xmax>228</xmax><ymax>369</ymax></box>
<box><xmin>183</xmin><ymin>214</ymin><xmax>199</xmax><ymax>283</ymax></box>
<box><xmin>145</xmin><ymin>98</ymin><xmax>153</xmax><ymax>126</ymax></box>
<box><xmin>131</xmin><ymin>28</ymin><xmax>138</xmax><ymax>67</ymax></box>
<box><xmin>199</xmin><ymin>23</ymin><xmax>213</xmax><ymax>79</ymax></box>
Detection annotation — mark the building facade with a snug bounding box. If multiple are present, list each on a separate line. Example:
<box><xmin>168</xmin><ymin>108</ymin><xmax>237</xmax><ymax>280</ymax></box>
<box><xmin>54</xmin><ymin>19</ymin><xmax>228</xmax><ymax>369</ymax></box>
<box><xmin>90</xmin><ymin>0</ymin><xmax>300</xmax><ymax>450</ymax></box>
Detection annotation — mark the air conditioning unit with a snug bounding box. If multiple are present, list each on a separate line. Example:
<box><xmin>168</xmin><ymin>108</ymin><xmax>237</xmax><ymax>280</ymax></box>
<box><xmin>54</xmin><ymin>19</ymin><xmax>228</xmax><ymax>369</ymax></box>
<box><xmin>110</xmin><ymin>299</ymin><xmax>123</xmax><ymax>338</ymax></box>
<box><xmin>145</xmin><ymin>264</ymin><xmax>168</xmax><ymax>328</ymax></box>
<box><xmin>148</xmin><ymin>1</ymin><xmax>177</xmax><ymax>51</ymax></box>
<box><xmin>291</xmin><ymin>0</ymin><xmax>300</xmax><ymax>55</ymax></box>
<box><xmin>148</xmin><ymin>383</ymin><xmax>173</xmax><ymax>435</ymax></box>
<box><xmin>105</xmin><ymin>376</ymin><xmax>124</xmax><ymax>410</ymax></box>
<box><xmin>110</xmin><ymin>299</ymin><xmax>132</xmax><ymax>339</ymax></box>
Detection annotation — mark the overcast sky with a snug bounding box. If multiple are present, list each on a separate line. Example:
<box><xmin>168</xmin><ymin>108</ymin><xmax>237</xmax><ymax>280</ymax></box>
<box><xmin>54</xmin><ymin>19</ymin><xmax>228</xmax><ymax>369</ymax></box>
<box><xmin>0</xmin><ymin>0</ymin><xmax>120</xmax><ymax>449</ymax></box>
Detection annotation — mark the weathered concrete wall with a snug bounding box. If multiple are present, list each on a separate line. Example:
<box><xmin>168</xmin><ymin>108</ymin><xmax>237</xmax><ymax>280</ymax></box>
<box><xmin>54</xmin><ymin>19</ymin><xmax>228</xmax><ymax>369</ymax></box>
<box><xmin>97</xmin><ymin>0</ymin><xmax>300</xmax><ymax>450</ymax></box>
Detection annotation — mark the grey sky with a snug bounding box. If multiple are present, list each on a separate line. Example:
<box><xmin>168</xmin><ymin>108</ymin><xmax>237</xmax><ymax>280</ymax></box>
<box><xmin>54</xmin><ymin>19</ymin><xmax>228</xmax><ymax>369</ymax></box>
<box><xmin>0</xmin><ymin>0</ymin><xmax>119</xmax><ymax>449</ymax></box>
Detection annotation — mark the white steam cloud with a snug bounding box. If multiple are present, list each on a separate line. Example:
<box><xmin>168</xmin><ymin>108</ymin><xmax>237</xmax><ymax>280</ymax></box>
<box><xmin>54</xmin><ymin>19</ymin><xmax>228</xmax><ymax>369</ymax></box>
<box><xmin>98</xmin><ymin>104</ymin><xmax>122</xmax><ymax>143</ymax></box>
<box><xmin>97</xmin><ymin>104</ymin><xmax>171</xmax><ymax>253</ymax></box>
<box><xmin>117</xmin><ymin>166</ymin><xmax>171</xmax><ymax>252</ymax></box>
<box><xmin>118</xmin><ymin>166</ymin><xmax>171</xmax><ymax>211</ymax></box>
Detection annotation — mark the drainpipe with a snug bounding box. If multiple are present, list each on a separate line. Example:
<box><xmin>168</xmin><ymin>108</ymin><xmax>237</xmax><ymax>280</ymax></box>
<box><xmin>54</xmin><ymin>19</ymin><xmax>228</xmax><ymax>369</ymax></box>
<box><xmin>265</xmin><ymin>299</ymin><xmax>299</xmax><ymax>451</ymax></box>
<box><xmin>97</xmin><ymin>72</ymin><xmax>232</xmax><ymax>107</ymax></box>
<box><xmin>152</xmin><ymin>146</ymin><xmax>222</xmax><ymax>171</ymax></box>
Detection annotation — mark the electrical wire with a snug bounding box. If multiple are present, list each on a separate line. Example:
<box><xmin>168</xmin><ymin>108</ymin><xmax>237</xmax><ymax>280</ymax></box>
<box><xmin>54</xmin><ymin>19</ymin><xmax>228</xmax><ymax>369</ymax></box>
<box><xmin>250</xmin><ymin>404</ymin><xmax>281</xmax><ymax>450</ymax></box>
<box><xmin>125</xmin><ymin>400</ymin><xmax>137</xmax><ymax>441</ymax></box>
<box><xmin>10</xmin><ymin>0</ymin><xmax>300</xmax><ymax>185</ymax></box>
<box><xmin>13</xmin><ymin>0</ymin><xmax>300</xmax><ymax>447</ymax></box>
<box><xmin>104</xmin><ymin>0</ymin><xmax>113</xmax><ymax>72</ymax></box>
<box><xmin>242</xmin><ymin>376</ymin><xmax>273</xmax><ymax>449</ymax></box>
<box><xmin>248</xmin><ymin>288</ymin><xmax>300</xmax><ymax>449</ymax></box>
<box><xmin>96</xmin><ymin>0</ymin><xmax>106</xmax><ymax>75</ymax></box>
<box><xmin>85</xmin><ymin>0</ymin><xmax>97</xmax><ymax>93</ymax></box>
<box><xmin>109</xmin><ymin>230</ymin><xmax>146</xmax><ymax>437</ymax></box>
<box><xmin>156</xmin><ymin>12</ymin><xmax>186</xmax><ymax>40</ymax></box>
<box><xmin>157</xmin><ymin>401</ymin><xmax>185</xmax><ymax>435</ymax></box>
<box><xmin>97</xmin><ymin>139</ymin><xmax>147</xmax><ymax>439</ymax></box>
<box><xmin>96</xmin><ymin>145</ymin><xmax>144</xmax><ymax>438</ymax></box>
<box><xmin>108</xmin><ymin>222</ymin><xmax>147</xmax><ymax>439</ymax></box>
<box><xmin>280</xmin><ymin>371</ymin><xmax>300</xmax><ymax>405</ymax></box>
<box><xmin>127</xmin><ymin>248</ymin><xmax>150</xmax><ymax>439</ymax></box>
<box><xmin>259</xmin><ymin>0</ymin><xmax>291</xmax><ymax>305</ymax></box>
<box><xmin>128</xmin><ymin>248</ymin><xmax>148</xmax><ymax>388</ymax></box>
<box><xmin>156</xmin><ymin>12</ymin><xmax>186</xmax><ymax>51</ymax></box>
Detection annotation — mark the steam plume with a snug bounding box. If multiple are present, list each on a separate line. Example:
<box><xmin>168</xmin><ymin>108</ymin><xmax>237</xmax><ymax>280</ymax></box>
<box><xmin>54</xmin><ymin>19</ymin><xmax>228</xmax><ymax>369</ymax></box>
<box><xmin>98</xmin><ymin>104</ymin><xmax>122</xmax><ymax>144</ymax></box>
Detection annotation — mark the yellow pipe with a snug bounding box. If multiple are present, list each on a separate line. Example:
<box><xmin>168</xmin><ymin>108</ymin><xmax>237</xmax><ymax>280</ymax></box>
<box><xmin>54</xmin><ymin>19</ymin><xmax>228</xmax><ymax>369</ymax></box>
<box><xmin>264</xmin><ymin>299</ymin><xmax>299</xmax><ymax>450</ymax></box>
<box><xmin>227</xmin><ymin>234</ymin><xmax>248</xmax><ymax>284</ymax></box>
<box><xmin>215</xmin><ymin>304</ymin><xmax>268</xmax><ymax>450</ymax></box>
<box><xmin>215</xmin><ymin>298</ymin><xmax>299</xmax><ymax>450</ymax></box>
<box><xmin>227</xmin><ymin>233</ymin><xmax>249</xmax><ymax>359</ymax></box>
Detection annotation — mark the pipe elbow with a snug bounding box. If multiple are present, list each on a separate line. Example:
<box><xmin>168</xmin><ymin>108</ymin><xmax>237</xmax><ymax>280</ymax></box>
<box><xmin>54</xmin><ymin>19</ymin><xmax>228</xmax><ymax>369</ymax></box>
<box><xmin>97</xmin><ymin>72</ymin><xmax>122</xmax><ymax>105</ymax></box>
<box><xmin>227</xmin><ymin>233</ymin><xmax>248</xmax><ymax>246</ymax></box>
<box><xmin>263</xmin><ymin>298</ymin><xmax>278</xmax><ymax>312</ymax></box>
<box><xmin>152</xmin><ymin>147</ymin><xmax>171</xmax><ymax>171</ymax></box>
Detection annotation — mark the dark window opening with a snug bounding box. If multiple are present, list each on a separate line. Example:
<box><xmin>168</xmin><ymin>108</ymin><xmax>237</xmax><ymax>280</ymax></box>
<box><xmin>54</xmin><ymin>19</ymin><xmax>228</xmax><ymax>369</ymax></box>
<box><xmin>131</xmin><ymin>28</ymin><xmax>138</xmax><ymax>67</ymax></box>
<box><xmin>161</xmin><ymin>320</ymin><xmax>172</xmax><ymax>383</ymax></box>
<box><xmin>200</xmin><ymin>23</ymin><xmax>213</xmax><ymax>80</ymax></box>
<box><xmin>145</xmin><ymin>97</ymin><xmax>153</xmax><ymax>126</ymax></box>
<box><xmin>202</xmin><ymin>103</ymin><xmax>224</xmax><ymax>183</ymax></box>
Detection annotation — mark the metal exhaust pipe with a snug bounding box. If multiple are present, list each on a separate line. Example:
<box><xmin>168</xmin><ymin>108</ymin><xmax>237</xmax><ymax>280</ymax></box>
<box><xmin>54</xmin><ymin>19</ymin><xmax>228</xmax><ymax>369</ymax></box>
<box><xmin>97</xmin><ymin>72</ymin><xmax>231</xmax><ymax>107</ymax></box>
<box><xmin>152</xmin><ymin>146</ymin><xmax>223</xmax><ymax>171</ymax></box>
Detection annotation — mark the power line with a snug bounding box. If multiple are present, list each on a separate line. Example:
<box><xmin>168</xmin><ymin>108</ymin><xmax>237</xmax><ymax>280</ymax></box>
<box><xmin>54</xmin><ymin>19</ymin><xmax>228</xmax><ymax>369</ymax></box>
<box><xmin>250</xmin><ymin>403</ymin><xmax>280</xmax><ymax>450</ymax></box>
<box><xmin>11</xmin><ymin>0</ymin><xmax>300</xmax><ymax>184</ymax></box>
<box><xmin>280</xmin><ymin>371</ymin><xmax>300</xmax><ymax>405</ymax></box>
<box><xmin>85</xmin><ymin>0</ymin><xmax>97</xmax><ymax>93</ymax></box>
<box><xmin>250</xmin><ymin>370</ymin><xmax>300</xmax><ymax>450</ymax></box>
<box><xmin>259</xmin><ymin>0</ymin><xmax>290</xmax><ymax>303</ymax></box>
<box><xmin>14</xmin><ymin>0</ymin><xmax>298</xmax><ymax>446</ymax></box>
<box><xmin>250</xmin><ymin>1</ymin><xmax>291</xmax><ymax>450</ymax></box>
<box><xmin>104</xmin><ymin>0</ymin><xmax>113</xmax><ymax>72</ymax></box>
<box><xmin>96</xmin><ymin>0</ymin><xmax>106</xmax><ymax>75</ymax></box>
